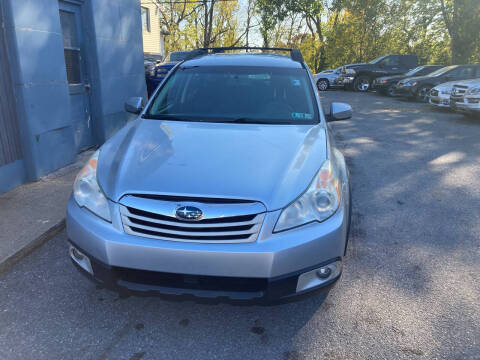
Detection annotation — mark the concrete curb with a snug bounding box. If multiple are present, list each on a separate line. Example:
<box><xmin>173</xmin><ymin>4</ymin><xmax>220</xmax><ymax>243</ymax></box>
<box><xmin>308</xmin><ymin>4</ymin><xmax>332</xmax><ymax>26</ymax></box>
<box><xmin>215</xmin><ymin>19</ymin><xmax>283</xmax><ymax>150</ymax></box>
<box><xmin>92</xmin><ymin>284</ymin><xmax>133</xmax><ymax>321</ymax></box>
<box><xmin>0</xmin><ymin>219</ymin><xmax>65</xmax><ymax>274</ymax></box>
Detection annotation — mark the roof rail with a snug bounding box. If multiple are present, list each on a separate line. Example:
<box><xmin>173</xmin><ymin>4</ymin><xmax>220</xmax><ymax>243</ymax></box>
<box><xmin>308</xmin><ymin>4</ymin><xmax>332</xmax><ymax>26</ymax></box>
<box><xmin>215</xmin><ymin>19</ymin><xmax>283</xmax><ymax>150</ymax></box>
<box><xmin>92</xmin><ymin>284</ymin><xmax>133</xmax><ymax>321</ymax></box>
<box><xmin>183</xmin><ymin>47</ymin><xmax>304</xmax><ymax>64</ymax></box>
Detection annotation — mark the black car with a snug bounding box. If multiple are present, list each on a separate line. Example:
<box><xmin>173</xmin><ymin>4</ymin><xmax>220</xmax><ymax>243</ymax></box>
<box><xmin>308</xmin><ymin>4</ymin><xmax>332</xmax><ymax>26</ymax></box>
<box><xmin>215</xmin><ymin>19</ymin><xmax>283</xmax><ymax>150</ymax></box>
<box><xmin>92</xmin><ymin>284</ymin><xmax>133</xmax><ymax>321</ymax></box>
<box><xmin>336</xmin><ymin>54</ymin><xmax>418</xmax><ymax>92</ymax></box>
<box><xmin>372</xmin><ymin>65</ymin><xmax>444</xmax><ymax>96</ymax></box>
<box><xmin>394</xmin><ymin>64</ymin><xmax>480</xmax><ymax>102</ymax></box>
<box><xmin>146</xmin><ymin>51</ymin><xmax>192</xmax><ymax>97</ymax></box>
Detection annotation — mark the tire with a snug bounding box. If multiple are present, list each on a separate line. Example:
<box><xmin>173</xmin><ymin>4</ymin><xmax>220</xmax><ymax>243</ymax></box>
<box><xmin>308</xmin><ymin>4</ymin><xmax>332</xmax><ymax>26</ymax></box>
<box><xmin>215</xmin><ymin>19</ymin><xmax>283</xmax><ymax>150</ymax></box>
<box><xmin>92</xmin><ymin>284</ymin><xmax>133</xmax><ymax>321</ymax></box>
<box><xmin>416</xmin><ymin>86</ymin><xmax>432</xmax><ymax>102</ymax></box>
<box><xmin>387</xmin><ymin>84</ymin><xmax>396</xmax><ymax>97</ymax></box>
<box><xmin>353</xmin><ymin>76</ymin><xmax>371</xmax><ymax>92</ymax></box>
<box><xmin>316</xmin><ymin>79</ymin><xmax>329</xmax><ymax>91</ymax></box>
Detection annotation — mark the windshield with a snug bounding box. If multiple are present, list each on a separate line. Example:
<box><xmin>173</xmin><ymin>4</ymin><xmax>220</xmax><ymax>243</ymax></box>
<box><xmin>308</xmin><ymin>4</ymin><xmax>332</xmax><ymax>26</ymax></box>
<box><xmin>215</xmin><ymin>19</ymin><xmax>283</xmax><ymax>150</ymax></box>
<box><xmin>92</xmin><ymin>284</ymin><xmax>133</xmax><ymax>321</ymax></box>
<box><xmin>369</xmin><ymin>55</ymin><xmax>387</xmax><ymax>64</ymax></box>
<box><xmin>405</xmin><ymin>66</ymin><xmax>424</xmax><ymax>76</ymax></box>
<box><xmin>428</xmin><ymin>65</ymin><xmax>457</xmax><ymax>77</ymax></box>
<box><xmin>167</xmin><ymin>52</ymin><xmax>190</xmax><ymax>62</ymax></box>
<box><xmin>145</xmin><ymin>66</ymin><xmax>319</xmax><ymax>125</ymax></box>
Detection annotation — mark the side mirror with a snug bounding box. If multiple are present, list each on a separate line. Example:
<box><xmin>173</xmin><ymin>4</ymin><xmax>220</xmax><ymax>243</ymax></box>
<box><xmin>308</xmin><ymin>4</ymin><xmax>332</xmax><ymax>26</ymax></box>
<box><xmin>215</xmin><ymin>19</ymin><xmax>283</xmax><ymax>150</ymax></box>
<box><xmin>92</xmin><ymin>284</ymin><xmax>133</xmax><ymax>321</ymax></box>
<box><xmin>327</xmin><ymin>102</ymin><xmax>352</xmax><ymax>121</ymax></box>
<box><xmin>125</xmin><ymin>97</ymin><xmax>144</xmax><ymax>114</ymax></box>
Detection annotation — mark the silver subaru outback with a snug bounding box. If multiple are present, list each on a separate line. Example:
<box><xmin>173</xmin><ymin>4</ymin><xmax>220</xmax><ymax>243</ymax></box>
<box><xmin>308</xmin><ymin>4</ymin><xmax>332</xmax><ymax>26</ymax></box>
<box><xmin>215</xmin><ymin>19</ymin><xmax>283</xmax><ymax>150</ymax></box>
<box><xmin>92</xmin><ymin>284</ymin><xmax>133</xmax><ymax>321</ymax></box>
<box><xmin>67</xmin><ymin>47</ymin><xmax>352</xmax><ymax>303</ymax></box>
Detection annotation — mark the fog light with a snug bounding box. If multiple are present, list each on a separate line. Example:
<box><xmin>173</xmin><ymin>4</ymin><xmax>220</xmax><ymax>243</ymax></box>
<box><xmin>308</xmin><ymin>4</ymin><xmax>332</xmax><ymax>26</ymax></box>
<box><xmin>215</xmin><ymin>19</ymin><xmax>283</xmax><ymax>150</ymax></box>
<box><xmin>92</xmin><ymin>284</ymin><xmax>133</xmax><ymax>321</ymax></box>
<box><xmin>316</xmin><ymin>267</ymin><xmax>332</xmax><ymax>279</ymax></box>
<box><xmin>71</xmin><ymin>248</ymin><xmax>84</xmax><ymax>261</ymax></box>
<box><xmin>69</xmin><ymin>245</ymin><xmax>93</xmax><ymax>275</ymax></box>
<box><xmin>296</xmin><ymin>260</ymin><xmax>342</xmax><ymax>293</ymax></box>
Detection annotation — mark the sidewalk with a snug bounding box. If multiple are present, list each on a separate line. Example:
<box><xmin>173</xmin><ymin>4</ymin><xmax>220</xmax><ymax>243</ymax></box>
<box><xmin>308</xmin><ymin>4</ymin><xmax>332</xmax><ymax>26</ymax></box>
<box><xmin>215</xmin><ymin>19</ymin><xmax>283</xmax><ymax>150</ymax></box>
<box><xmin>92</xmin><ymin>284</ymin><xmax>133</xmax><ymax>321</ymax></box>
<box><xmin>0</xmin><ymin>151</ymin><xmax>93</xmax><ymax>273</ymax></box>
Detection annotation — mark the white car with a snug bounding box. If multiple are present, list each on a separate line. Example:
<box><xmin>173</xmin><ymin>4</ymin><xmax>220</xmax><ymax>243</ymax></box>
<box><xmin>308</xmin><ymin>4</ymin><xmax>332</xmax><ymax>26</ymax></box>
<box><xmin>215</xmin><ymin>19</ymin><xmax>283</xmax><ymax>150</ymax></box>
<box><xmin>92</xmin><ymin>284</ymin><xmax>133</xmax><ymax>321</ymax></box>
<box><xmin>313</xmin><ymin>67</ymin><xmax>343</xmax><ymax>91</ymax></box>
<box><xmin>450</xmin><ymin>78</ymin><xmax>480</xmax><ymax>116</ymax></box>
<box><xmin>428</xmin><ymin>81</ymin><xmax>458</xmax><ymax>108</ymax></box>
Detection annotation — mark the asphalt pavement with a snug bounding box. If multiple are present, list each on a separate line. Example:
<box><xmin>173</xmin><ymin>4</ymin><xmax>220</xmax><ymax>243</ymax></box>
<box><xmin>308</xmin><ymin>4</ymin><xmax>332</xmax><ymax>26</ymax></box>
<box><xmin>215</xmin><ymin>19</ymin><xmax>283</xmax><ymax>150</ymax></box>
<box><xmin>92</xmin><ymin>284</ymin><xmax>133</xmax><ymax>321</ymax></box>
<box><xmin>1</xmin><ymin>91</ymin><xmax>479</xmax><ymax>360</ymax></box>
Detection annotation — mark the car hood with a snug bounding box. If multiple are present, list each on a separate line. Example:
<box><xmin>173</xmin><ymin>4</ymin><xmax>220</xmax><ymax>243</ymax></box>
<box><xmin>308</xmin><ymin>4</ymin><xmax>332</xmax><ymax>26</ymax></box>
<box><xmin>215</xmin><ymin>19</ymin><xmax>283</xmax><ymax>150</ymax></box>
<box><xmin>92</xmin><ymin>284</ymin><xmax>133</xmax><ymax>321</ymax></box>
<box><xmin>432</xmin><ymin>80</ymin><xmax>459</xmax><ymax>91</ymax></box>
<box><xmin>452</xmin><ymin>78</ymin><xmax>480</xmax><ymax>87</ymax></box>
<box><xmin>97</xmin><ymin>119</ymin><xmax>327</xmax><ymax>210</ymax></box>
<box><xmin>344</xmin><ymin>63</ymin><xmax>367</xmax><ymax>68</ymax></box>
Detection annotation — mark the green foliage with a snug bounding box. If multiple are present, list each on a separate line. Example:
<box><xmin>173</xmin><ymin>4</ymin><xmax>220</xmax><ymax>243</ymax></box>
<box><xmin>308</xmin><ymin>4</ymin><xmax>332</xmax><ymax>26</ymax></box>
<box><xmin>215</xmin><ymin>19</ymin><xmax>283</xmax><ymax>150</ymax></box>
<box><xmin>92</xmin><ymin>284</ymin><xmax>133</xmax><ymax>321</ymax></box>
<box><xmin>155</xmin><ymin>0</ymin><xmax>480</xmax><ymax>71</ymax></box>
<box><xmin>256</xmin><ymin>0</ymin><xmax>480</xmax><ymax>71</ymax></box>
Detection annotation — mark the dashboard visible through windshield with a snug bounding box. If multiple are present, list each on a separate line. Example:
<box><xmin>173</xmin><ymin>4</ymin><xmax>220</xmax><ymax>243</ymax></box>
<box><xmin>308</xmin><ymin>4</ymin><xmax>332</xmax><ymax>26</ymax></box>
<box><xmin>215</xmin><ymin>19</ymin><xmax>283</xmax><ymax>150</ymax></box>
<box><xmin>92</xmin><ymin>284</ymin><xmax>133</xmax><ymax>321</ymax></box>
<box><xmin>145</xmin><ymin>65</ymin><xmax>319</xmax><ymax>125</ymax></box>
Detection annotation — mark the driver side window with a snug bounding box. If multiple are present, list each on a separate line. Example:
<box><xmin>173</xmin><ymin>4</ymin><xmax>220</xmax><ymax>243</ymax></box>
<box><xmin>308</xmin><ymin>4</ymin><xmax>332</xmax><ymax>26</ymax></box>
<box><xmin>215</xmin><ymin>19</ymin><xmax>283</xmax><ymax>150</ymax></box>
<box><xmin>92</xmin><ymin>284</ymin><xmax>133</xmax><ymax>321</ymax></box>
<box><xmin>380</xmin><ymin>56</ymin><xmax>400</xmax><ymax>68</ymax></box>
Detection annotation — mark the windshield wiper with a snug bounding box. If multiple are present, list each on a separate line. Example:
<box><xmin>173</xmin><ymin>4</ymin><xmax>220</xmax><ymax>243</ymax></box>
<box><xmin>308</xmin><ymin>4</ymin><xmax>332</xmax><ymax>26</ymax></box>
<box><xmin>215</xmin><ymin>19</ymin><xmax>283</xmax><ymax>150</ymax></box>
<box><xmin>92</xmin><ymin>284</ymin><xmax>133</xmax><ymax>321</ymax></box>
<box><xmin>226</xmin><ymin>118</ymin><xmax>290</xmax><ymax>124</ymax></box>
<box><xmin>142</xmin><ymin>114</ymin><xmax>199</xmax><ymax>122</ymax></box>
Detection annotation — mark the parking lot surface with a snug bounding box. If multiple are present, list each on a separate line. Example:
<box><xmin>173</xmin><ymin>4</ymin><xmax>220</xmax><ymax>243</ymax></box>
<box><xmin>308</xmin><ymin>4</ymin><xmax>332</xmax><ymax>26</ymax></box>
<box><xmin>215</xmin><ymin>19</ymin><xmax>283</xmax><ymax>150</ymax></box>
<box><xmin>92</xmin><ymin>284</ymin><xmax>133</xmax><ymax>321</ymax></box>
<box><xmin>1</xmin><ymin>91</ymin><xmax>479</xmax><ymax>360</ymax></box>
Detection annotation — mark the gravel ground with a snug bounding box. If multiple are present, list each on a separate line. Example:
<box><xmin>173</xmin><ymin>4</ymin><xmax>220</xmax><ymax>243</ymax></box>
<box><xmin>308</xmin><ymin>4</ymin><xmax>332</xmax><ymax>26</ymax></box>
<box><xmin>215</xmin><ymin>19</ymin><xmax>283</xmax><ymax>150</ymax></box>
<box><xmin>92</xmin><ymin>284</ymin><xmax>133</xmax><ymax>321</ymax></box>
<box><xmin>1</xmin><ymin>91</ymin><xmax>479</xmax><ymax>360</ymax></box>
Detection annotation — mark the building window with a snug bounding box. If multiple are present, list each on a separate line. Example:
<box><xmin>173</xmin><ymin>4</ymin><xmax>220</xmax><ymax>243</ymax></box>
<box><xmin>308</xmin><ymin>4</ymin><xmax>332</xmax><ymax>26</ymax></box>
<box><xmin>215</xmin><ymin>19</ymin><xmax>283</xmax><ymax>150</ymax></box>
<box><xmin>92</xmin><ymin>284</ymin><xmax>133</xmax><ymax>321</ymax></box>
<box><xmin>141</xmin><ymin>7</ymin><xmax>150</xmax><ymax>32</ymax></box>
<box><xmin>59</xmin><ymin>10</ymin><xmax>81</xmax><ymax>84</ymax></box>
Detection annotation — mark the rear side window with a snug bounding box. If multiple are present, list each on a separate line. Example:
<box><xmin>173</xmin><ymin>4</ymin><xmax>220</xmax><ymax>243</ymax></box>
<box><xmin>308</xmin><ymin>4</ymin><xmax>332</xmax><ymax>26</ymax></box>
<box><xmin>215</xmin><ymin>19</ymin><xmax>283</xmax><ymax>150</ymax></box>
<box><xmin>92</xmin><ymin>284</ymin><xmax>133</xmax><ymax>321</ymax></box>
<box><xmin>146</xmin><ymin>66</ymin><xmax>319</xmax><ymax>125</ymax></box>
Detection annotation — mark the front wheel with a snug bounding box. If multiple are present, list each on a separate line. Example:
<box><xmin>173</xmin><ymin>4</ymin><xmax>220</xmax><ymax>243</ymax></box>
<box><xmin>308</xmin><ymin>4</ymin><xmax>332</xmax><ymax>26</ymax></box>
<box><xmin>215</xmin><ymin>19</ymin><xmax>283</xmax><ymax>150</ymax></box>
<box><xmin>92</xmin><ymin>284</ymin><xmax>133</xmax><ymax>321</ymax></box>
<box><xmin>387</xmin><ymin>84</ymin><xmax>396</xmax><ymax>97</ymax></box>
<box><xmin>416</xmin><ymin>86</ymin><xmax>431</xmax><ymax>102</ymax></box>
<box><xmin>317</xmin><ymin>79</ymin><xmax>329</xmax><ymax>91</ymax></box>
<box><xmin>354</xmin><ymin>76</ymin><xmax>371</xmax><ymax>92</ymax></box>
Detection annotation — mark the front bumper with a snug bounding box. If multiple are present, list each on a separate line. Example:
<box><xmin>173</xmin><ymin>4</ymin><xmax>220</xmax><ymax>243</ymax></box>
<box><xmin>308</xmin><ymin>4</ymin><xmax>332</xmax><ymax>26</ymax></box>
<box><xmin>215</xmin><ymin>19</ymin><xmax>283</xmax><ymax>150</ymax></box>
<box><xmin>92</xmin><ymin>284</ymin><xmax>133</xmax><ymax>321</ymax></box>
<box><xmin>371</xmin><ymin>80</ymin><xmax>389</xmax><ymax>90</ymax></box>
<box><xmin>66</xmin><ymin>195</ymin><xmax>349</xmax><ymax>302</ymax></box>
<box><xmin>335</xmin><ymin>76</ymin><xmax>354</xmax><ymax>87</ymax></box>
<box><xmin>393</xmin><ymin>85</ymin><xmax>417</xmax><ymax>97</ymax></box>
<box><xmin>429</xmin><ymin>93</ymin><xmax>451</xmax><ymax>107</ymax></box>
<box><xmin>451</xmin><ymin>96</ymin><xmax>480</xmax><ymax>113</ymax></box>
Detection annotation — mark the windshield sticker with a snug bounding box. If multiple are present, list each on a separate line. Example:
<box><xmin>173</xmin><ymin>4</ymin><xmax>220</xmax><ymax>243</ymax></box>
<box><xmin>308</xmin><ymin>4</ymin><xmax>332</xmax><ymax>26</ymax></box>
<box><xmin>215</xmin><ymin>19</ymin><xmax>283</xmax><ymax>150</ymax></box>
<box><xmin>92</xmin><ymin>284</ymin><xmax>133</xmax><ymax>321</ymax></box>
<box><xmin>292</xmin><ymin>79</ymin><xmax>301</xmax><ymax>86</ymax></box>
<box><xmin>291</xmin><ymin>112</ymin><xmax>313</xmax><ymax>119</ymax></box>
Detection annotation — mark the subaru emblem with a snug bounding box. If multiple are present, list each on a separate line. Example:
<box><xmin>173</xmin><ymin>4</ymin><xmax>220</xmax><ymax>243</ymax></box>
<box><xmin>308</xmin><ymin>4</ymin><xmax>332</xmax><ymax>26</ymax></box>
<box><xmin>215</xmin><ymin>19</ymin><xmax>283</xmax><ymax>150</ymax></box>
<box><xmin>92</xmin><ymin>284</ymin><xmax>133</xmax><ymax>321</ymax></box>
<box><xmin>175</xmin><ymin>206</ymin><xmax>203</xmax><ymax>221</ymax></box>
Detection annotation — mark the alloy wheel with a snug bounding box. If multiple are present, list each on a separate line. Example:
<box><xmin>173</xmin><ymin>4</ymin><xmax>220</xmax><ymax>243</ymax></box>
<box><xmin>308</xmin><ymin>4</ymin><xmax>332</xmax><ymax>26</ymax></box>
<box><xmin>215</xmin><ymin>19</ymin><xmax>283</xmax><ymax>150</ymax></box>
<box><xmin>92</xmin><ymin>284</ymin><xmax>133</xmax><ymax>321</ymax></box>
<box><xmin>317</xmin><ymin>80</ymin><xmax>328</xmax><ymax>91</ymax></box>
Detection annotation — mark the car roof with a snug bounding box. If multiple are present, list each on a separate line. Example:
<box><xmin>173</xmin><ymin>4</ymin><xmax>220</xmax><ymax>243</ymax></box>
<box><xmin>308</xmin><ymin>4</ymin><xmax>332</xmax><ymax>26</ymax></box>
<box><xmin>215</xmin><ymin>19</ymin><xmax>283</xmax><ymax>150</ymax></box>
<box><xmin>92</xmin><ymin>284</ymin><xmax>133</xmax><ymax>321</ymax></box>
<box><xmin>182</xmin><ymin>53</ymin><xmax>303</xmax><ymax>69</ymax></box>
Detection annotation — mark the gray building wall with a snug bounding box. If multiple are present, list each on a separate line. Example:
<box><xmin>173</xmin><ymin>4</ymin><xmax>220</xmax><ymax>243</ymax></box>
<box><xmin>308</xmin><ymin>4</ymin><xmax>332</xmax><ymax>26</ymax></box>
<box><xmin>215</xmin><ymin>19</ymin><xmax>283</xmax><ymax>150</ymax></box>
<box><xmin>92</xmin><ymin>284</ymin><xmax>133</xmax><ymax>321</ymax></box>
<box><xmin>0</xmin><ymin>0</ymin><xmax>146</xmax><ymax>194</ymax></box>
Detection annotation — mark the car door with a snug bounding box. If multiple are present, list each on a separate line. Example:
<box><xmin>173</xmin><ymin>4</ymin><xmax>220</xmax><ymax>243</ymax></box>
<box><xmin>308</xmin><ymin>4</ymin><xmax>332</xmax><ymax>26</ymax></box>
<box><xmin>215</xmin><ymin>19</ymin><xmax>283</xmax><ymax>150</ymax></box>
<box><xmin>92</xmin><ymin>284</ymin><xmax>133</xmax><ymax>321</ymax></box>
<box><xmin>378</xmin><ymin>56</ymin><xmax>402</xmax><ymax>76</ymax></box>
<box><xmin>59</xmin><ymin>1</ymin><xmax>94</xmax><ymax>152</ymax></box>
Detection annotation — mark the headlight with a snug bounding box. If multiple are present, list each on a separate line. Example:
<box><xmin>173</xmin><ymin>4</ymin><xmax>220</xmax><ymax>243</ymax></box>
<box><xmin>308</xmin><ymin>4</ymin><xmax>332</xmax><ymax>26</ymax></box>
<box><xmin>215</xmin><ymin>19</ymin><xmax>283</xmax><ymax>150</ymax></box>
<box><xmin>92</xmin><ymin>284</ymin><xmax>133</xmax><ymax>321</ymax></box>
<box><xmin>467</xmin><ymin>87</ymin><xmax>480</xmax><ymax>95</ymax></box>
<box><xmin>73</xmin><ymin>150</ymin><xmax>111</xmax><ymax>222</ymax></box>
<box><xmin>441</xmin><ymin>89</ymin><xmax>452</xmax><ymax>95</ymax></box>
<box><xmin>155</xmin><ymin>68</ymin><xmax>169</xmax><ymax>75</ymax></box>
<box><xmin>274</xmin><ymin>159</ymin><xmax>341</xmax><ymax>232</ymax></box>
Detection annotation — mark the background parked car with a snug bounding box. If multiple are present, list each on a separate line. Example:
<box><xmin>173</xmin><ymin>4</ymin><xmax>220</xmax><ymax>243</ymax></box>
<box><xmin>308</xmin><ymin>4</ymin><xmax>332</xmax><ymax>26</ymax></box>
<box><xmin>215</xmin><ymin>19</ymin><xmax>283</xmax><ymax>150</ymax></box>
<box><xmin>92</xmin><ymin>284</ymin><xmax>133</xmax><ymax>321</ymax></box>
<box><xmin>428</xmin><ymin>80</ymin><xmax>459</xmax><ymax>108</ymax></box>
<box><xmin>146</xmin><ymin>51</ymin><xmax>191</xmax><ymax>96</ymax></box>
<box><xmin>394</xmin><ymin>64</ymin><xmax>480</xmax><ymax>102</ymax></box>
<box><xmin>313</xmin><ymin>67</ymin><xmax>343</xmax><ymax>91</ymax></box>
<box><xmin>450</xmin><ymin>79</ymin><xmax>480</xmax><ymax>118</ymax></box>
<box><xmin>336</xmin><ymin>54</ymin><xmax>418</xmax><ymax>92</ymax></box>
<box><xmin>373</xmin><ymin>65</ymin><xmax>443</xmax><ymax>96</ymax></box>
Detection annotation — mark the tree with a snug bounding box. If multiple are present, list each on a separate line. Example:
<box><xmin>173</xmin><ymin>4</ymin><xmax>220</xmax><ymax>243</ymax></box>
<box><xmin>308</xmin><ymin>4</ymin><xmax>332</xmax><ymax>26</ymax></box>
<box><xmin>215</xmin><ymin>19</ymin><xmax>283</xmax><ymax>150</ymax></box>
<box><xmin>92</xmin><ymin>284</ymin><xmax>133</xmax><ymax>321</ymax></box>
<box><xmin>439</xmin><ymin>0</ymin><xmax>480</xmax><ymax>63</ymax></box>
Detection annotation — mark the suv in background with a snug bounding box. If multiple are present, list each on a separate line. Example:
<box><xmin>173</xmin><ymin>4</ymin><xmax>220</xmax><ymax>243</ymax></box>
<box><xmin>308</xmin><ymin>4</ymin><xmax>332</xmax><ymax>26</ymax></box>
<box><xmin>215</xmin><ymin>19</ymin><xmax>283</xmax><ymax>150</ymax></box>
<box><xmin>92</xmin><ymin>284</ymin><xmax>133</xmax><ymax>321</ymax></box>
<box><xmin>336</xmin><ymin>54</ymin><xmax>418</xmax><ymax>92</ymax></box>
<box><xmin>373</xmin><ymin>65</ymin><xmax>443</xmax><ymax>96</ymax></box>
<box><xmin>450</xmin><ymin>79</ymin><xmax>480</xmax><ymax>117</ymax></box>
<box><xmin>394</xmin><ymin>64</ymin><xmax>480</xmax><ymax>102</ymax></box>
<box><xmin>313</xmin><ymin>67</ymin><xmax>343</xmax><ymax>91</ymax></box>
<box><xmin>146</xmin><ymin>51</ymin><xmax>192</xmax><ymax>96</ymax></box>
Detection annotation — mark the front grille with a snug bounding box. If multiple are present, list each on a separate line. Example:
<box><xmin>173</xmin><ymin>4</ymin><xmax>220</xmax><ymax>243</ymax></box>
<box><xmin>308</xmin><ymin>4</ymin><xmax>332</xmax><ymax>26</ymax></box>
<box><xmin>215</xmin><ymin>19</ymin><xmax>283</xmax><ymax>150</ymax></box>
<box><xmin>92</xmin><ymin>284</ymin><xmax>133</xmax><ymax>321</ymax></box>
<box><xmin>120</xmin><ymin>195</ymin><xmax>266</xmax><ymax>243</ymax></box>
<box><xmin>452</xmin><ymin>85</ymin><xmax>467</xmax><ymax>99</ymax></box>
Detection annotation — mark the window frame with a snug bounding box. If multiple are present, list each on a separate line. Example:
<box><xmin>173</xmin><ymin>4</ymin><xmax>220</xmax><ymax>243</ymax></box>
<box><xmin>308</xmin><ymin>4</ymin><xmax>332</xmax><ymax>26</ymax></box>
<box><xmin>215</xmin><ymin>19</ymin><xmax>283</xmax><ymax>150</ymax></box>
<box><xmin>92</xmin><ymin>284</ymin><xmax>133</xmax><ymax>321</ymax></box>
<box><xmin>141</xmin><ymin>7</ymin><xmax>150</xmax><ymax>32</ymax></box>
